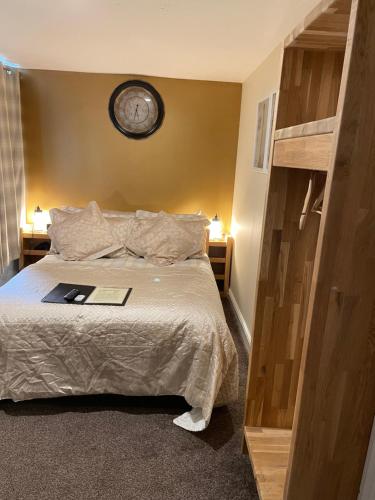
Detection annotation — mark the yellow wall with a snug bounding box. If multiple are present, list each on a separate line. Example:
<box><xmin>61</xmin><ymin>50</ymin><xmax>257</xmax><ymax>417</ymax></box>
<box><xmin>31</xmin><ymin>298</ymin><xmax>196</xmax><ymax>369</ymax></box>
<box><xmin>21</xmin><ymin>70</ymin><xmax>241</xmax><ymax>231</ymax></box>
<box><xmin>230</xmin><ymin>45</ymin><xmax>283</xmax><ymax>342</ymax></box>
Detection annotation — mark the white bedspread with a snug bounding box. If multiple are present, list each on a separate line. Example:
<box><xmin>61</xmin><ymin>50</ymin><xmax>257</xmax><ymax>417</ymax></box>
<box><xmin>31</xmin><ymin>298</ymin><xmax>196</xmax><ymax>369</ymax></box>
<box><xmin>0</xmin><ymin>255</ymin><xmax>238</xmax><ymax>431</ymax></box>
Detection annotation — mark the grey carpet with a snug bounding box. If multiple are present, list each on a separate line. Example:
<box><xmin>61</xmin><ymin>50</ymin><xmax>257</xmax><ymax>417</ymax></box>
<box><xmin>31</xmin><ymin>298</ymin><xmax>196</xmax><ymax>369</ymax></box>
<box><xmin>0</xmin><ymin>299</ymin><xmax>258</xmax><ymax>500</ymax></box>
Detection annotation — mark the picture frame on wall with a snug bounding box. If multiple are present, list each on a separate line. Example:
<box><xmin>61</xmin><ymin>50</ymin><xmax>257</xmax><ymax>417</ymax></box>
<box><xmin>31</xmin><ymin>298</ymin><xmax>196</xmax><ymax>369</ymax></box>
<box><xmin>253</xmin><ymin>92</ymin><xmax>276</xmax><ymax>172</ymax></box>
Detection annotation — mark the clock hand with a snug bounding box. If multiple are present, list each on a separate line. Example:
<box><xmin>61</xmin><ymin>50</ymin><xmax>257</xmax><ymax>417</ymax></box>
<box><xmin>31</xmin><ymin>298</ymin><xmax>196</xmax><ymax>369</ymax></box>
<box><xmin>134</xmin><ymin>104</ymin><xmax>139</xmax><ymax>121</ymax></box>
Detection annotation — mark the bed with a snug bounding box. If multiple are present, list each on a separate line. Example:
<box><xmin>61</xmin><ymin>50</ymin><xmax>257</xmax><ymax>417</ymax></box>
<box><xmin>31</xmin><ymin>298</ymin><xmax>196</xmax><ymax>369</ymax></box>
<box><xmin>0</xmin><ymin>254</ymin><xmax>238</xmax><ymax>431</ymax></box>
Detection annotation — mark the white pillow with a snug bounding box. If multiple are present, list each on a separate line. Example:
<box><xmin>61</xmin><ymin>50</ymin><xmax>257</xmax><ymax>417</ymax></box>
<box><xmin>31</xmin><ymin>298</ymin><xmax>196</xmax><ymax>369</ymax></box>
<box><xmin>126</xmin><ymin>211</ymin><xmax>209</xmax><ymax>266</ymax></box>
<box><xmin>48</xmin><ymin>201</ymin><xmax>122</xmax><ymax>261</ymax></box>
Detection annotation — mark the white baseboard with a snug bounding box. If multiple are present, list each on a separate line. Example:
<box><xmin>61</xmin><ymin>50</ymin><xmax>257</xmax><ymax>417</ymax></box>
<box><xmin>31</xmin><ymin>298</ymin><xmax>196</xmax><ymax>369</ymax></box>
<box><xmin>228</xmin><ymin>289</ymin><xmax>251</xmax><ymax>352</ymax></box>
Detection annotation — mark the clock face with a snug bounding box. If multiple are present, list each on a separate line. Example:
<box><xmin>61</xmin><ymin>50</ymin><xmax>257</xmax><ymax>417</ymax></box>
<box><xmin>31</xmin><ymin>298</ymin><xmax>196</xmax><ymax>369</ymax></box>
<box><xmin>109</xmin><ymin>81</ymin><xmax>164</xmax><ymax>139</ymax></box>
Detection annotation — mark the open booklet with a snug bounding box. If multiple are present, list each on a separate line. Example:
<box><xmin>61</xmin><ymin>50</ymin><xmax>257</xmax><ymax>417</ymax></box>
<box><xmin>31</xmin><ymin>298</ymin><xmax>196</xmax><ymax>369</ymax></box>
<box><xmin>85</xmin><ymin>287</ymin><xmax>131</xmax><ymax>305</ymax></box>
<box><xmin>41</xmin><ymin>283</ymin><xmax>132</xmax><ymax>306</ymax></box>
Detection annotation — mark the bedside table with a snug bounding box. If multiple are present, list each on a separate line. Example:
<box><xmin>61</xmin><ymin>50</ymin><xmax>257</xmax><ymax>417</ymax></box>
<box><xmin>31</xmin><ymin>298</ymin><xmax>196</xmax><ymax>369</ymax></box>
<box><xmin>20</xmin><ymin>230</ymin><xmax>51</xmax><ymax>270</ymax></box>
<box><xmin>208</xmin><ymin>236</ymin><xmax>233</xmax><ymax>297</ymax></box>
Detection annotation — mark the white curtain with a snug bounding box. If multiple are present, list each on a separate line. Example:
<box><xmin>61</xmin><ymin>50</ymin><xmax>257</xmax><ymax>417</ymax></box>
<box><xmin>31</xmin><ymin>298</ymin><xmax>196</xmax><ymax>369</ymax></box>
<box><xmin>0</xmin><ymin>64</ymin><xmax>25</xmax><ymax>274</ymax></box>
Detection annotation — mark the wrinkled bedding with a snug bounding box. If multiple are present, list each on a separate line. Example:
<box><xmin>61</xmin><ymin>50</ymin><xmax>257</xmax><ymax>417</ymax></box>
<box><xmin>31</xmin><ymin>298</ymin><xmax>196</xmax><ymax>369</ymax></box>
<box><xmin>0</xmin><ymin>255</ymin><xmax>238</xmax><ymax>431</ymax></box>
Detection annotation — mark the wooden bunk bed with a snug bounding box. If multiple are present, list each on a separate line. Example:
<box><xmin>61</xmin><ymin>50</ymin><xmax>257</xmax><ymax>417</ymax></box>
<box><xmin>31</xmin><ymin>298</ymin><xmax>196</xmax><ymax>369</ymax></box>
<box><xmin>243</xmin><ymin>0</ymin><xmax>375</xmax><ymax>498</ymax></box>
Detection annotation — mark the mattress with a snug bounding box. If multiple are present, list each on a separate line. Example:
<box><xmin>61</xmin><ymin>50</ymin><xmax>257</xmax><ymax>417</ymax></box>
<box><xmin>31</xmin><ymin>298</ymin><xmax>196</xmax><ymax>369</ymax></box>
<box><xmin>0</xmin><ymin>255</ymin><xmax>238</xmax><ymax>431</ymax></box>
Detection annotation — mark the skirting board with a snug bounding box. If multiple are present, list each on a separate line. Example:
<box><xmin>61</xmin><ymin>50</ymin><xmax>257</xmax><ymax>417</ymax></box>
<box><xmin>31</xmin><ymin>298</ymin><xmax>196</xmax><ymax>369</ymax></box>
<box><xmin>228</xmin><ymin>289</ymin><xmax>251</xmax><ymax>352</ymax></box>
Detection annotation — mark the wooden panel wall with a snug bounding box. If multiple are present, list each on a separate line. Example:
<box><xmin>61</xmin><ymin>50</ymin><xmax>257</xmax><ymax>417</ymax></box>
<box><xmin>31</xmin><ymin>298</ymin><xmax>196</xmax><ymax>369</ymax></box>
<box><xmin>245</xmin><ymin>168</ymin><xmax>326</xmax><ymax>428</ymax></box>
<box><xmin>276</xmin><ymin>48</ymin><xmax>345</xmax><ymax>129</ymax></box>
<box><xmin>286</xmin><ymin>0</ymin><xmax>375</xmax><ymax>497</ymax></box>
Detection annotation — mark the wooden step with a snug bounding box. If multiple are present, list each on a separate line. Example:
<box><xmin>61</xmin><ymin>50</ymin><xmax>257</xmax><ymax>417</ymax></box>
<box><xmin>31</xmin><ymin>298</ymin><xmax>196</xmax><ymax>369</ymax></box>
<box><xmin>273</xmin><ymin>132</ymin><xmax>333</xmax><ymax>171</ymax></box>
<box><xmin>244</xmin><ymin>426</ymin><xmax>292</xmax><ymax>500</ymax></box>
<box><xmin>274</xmin><ymin>117</ymin><xmax>335</xmax><ymax>141</ymax></box>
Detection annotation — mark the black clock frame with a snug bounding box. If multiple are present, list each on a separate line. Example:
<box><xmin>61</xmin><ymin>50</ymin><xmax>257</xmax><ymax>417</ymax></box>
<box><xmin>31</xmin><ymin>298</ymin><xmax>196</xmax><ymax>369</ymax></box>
<box><xmin>108</xmin><ymin>80</ymin><xmax>164</xmax><ymax>139</ymax></box>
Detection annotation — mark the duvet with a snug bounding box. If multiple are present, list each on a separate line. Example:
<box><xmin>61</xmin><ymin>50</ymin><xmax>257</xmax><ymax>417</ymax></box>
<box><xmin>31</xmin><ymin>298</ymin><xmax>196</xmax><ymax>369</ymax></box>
<box><xmin>0</xmin><ymin>255</ymin><xmax>238</xmax><ymax>431</ymax></box>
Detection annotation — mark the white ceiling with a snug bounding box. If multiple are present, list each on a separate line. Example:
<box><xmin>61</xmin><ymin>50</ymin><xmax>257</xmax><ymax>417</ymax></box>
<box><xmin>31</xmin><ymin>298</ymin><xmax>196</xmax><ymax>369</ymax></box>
<box><xmin>0</xmin><ymin>0</ymin><xmax>319</xmax><ymax>82</ymax></box>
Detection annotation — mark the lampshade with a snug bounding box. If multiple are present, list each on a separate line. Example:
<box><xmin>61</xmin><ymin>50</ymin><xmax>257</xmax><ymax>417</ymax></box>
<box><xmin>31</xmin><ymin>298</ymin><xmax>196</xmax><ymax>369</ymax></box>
<box><xmin>32</xmin><ymin>206</ymin><xmax>49</xmax><ymax>232</ymax></box>
<box><xmin>209</xmin><ymin>214</ymin><xmax>223</xmax><ymax>240</ymax></box>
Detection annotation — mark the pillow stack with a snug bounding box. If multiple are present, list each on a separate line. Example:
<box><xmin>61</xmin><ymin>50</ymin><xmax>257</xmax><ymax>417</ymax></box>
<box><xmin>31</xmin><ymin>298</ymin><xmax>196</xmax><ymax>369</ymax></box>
<box><xmin>48</xmin><ymin>201</ymin><xmax>123</xmax><ymax>260</ymax></box>
<box><xmin>48</xmin><ymin>202</ymin><xmax>209</xmax><ymax>265</ymax></box>
<box><xmin>127</xmin><ymin>210</ymin><xmax>209</xmax><ymax>266</ymax></box>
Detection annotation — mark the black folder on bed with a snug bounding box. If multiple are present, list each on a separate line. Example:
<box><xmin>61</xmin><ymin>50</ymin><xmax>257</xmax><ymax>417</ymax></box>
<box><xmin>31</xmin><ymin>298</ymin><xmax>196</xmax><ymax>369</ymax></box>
<box><xmin>41</xmin><ymin>283</ymin><xmax>132</xmax><ymax>306</ymax></box>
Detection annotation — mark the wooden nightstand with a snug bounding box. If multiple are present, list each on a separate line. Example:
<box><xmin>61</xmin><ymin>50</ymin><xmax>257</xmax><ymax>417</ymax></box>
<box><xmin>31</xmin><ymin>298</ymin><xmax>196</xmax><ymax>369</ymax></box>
<box><xmin>20</xmin><ymin>230</ymin><xmax>51</xmax><ymax>270</ymax></box>
<box><xmin>208</xmin><ymin>236</ymin><xmax>233</xmax><ymax>297</ymax></box>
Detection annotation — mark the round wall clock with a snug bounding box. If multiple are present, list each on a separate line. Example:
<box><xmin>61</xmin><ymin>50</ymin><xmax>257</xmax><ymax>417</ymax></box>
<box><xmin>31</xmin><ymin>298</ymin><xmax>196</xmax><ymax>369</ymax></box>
<box><xmin>109</xmin><ymin>80</ymin><xmax>164</xmax><ymax>139</ymax></box>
